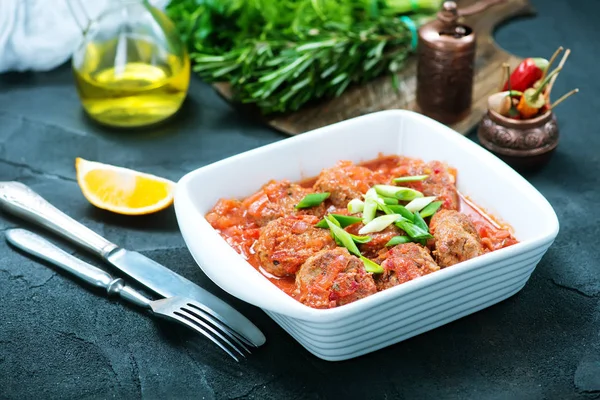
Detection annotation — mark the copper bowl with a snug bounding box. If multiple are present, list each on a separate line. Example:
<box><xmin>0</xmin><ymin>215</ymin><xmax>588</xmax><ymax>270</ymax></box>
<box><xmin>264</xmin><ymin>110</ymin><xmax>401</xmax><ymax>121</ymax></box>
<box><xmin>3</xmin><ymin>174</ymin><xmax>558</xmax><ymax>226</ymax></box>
<box><xmin>477</xmin><ymin>109</ymin><xmax>559</xmax><ymax>170</ymax></box>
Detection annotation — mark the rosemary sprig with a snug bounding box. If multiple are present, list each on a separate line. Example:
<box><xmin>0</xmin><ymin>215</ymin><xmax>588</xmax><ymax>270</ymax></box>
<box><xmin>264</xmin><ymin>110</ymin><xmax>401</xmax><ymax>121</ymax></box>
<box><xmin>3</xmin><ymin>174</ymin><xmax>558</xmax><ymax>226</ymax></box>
<box><xmin>167</xmin><ymin>0</ymin><xmax>440</xmax><ymax>114</ymax></box>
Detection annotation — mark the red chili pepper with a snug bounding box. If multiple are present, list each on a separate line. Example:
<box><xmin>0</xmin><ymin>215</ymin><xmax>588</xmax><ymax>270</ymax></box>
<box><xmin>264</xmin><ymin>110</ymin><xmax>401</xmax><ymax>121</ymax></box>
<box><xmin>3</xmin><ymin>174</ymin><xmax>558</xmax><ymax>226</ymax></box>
<box><xmin>503</xmin><ymin>58</ymin><xmax>549</xmax><ymax>92</ymax></box>
<box><xmin>517</xmin><ymin>67</ymin><xmax>562</xmax><ymax>119</ymax></box>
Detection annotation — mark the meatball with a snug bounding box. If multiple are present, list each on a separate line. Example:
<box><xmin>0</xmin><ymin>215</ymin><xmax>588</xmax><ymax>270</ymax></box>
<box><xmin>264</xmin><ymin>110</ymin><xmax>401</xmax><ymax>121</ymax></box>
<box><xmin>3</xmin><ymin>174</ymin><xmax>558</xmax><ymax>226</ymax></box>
<box><xmin>313</xmin><ymin>161</ymin><xmax>382</xmax><ymax>208</ymax></box>
<box><xmin>429</xmin><ymin>209</ymin><xmax>484</xmax><ymax>267</ymax></box>
<box><xmin>375</xmin><ymin>243</ymin><xmax>439</xmax><ymax>291</ymax></box>
<box><xmin>346</xmin><ymin>223</ymin><xmax>406</xmax><ymax>259</ymax></box>
<box><xmin>391</xmin><ymin>159</ymin><xmax>459</xmax><ymax>210</ymax></box>
<box><xmin>255</xmin><ymin>215</ymin><xmax>335</xmax><ymax>277</ymax></box>
<box><xmin>242</xmin><ymin>180</ymin><xmax>326</xmax><ymax>226</ymax></box>
<box><xmin>293</xmin><ymin>248</ymin><xmax>377</xmax><ymax>309</ymax></box>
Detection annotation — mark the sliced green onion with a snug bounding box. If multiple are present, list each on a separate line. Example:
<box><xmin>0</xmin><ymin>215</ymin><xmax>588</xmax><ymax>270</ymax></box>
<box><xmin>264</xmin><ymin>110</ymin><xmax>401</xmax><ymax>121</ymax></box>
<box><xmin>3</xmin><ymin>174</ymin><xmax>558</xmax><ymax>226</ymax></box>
<box><xmin>385</xmin><ymin>236</ymin><xmax>411</xmax><ymax>246</ymax></box>
<box><xmin>358</xmin><ymin>214</ymin><xmax>401</xmax><ymax>235</ymax></box>
<box><xmin>347</xmin><ymin>198</ymin><xmax>365</xmax><ymax>214</ymax></box>
<box><xmin>363</xmin><ymin>198</ymin><xmax>378</xmax><ymax>224</ymax></box>
<box><xmin>295</xmin><ymin>192</ymin><xmax>330</xmax><ymax>209</ymax></box>
<box><xmin>327</xmin><ymin>215</ymin><xmax>342</xmax><ymax>227</ymax></box>
<box><xmin>315</xmin><ymin>214</ymin><xmax>362</xmax><ymax>228</ymax></box>
<box><xmin>393</xmin><ymin>174</ymin><xmax>429</xmax><ymax>183</ymax></box>
<box><xmin>325</xmin><ymin>216</ymin><xmax>361</xmax><ymax>256</ymax></box>
<box><xmin>373</xmin><ymin>184</ymin><xmax>401</xmax><ymax>198</ymax></box>
<box><xmin>315</xmin><ymin>219</ymin><xmax>329</xmax><ymax>228</ymax></box>
<box><xmin>350</xmin><ymin>233</ymin><xmax>372</xmax><ymax>244</ymax></box>
<box><xmin>360</xmin><ymin>256</ymin><xmax>384</xmax><ymax>274</ymax></box>
<box><xmin>377</xmin><ymin>202</ymin><xmax>395</xmax><ymax>215</ymax></box>
<box><xmin>395</xmin><ymin>219</ymin><xmax>433</xmax><ymax>240</ymax></box>
<box><xmin>386</xmin><ymin>205</ymin><xmax>415</xmax><ymax>221</ymax></box>
<box><xmin>362</xmin><ymin>197</ymin><xmax>378</xmax><ymax>224</ymax></box>
<box><xmin>333</xmin><ymin>214</ymin><xmax>362</xmax><ymax>227</ymax></box>
<box><xmin>405</xmin><ymin>196</ymin><xmax>437</xmax><ymax>213</ymax></box>
<box><xmin>323</xmin><ymin>215</ymin><xmax>343</xmax><ymax>245</ymax></box>
<box><xmin>419</xmin><ymin>201</ymin><xmax>443</xmax><ymax>218</ymax></box>
<box><xmin>373</xmin><ymin>185</ymin><xmax>424</xmax><ymax>201</ymax></box>
<box><xmin>412</xmin><ymin>212</ymin><xmax>429</xmax><ymax>232</ymax></box>
<box><xmin>381</xmin><ymin>197</ymin><xmax>399</xmax><ymax>205</ymax></box>
<box><xmin>365</xmin><ymin>187</ymin><xmax>379</xmax><ymax>200</ymax></box>
<box><xmin>332</xmin><ymin>235</ymin><xmax>343</xmax><ymax>246</ymax></box>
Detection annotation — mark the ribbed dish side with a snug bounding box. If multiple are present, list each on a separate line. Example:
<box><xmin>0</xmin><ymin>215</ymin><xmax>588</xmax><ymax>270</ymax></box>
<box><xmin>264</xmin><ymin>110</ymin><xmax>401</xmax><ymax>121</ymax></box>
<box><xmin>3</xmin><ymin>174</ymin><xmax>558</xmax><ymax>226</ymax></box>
<box><xmin>264</xmin><ymin>251</ymin><xmax>545</xmax><ymax>361</ymax></box>
<box><xmin>274</xmin><ymin>256</ymin><xmax>539</xmax><ymax>346</ymax></box>
<box><xmin>284</xmin><ymin>246</ymin><xmax>548</xmax><ymax>337</ymax></box>
<box><xmin>279</xmin><ymin>267</ymin><xmax>531</xmax><ymax>346</ymax></box>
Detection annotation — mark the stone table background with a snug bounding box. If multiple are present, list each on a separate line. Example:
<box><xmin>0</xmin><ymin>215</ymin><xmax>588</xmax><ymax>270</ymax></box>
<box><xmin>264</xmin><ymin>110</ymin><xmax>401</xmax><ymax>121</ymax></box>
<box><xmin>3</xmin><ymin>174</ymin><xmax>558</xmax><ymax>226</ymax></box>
<box><xmin>0</xmin><ymin>0</ymin><xmax>598</xmax><ymax>398</ymax></box>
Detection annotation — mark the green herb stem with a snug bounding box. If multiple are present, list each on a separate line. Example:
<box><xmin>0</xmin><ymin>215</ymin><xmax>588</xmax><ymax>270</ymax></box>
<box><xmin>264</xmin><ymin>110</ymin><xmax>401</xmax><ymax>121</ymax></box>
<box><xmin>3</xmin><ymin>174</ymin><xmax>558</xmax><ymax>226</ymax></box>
<box><xmin>167</xmin><ymin>0</ymin><xmax>438</xmax><ymax>114</ymax></box>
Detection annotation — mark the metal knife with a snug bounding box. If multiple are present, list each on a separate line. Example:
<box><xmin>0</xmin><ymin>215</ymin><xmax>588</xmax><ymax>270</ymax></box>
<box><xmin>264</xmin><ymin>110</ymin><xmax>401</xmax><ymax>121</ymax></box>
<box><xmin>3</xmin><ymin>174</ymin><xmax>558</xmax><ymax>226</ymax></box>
<box><xmin>0</xmin><ymin>181</ymin><xmax>266</xmax><ymax>347</ymax></box>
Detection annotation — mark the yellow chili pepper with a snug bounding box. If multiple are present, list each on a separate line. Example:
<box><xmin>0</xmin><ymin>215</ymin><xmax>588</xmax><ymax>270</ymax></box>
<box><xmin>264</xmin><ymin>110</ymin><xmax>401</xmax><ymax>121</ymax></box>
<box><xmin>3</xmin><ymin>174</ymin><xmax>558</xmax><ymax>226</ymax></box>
<box><xmin>517</xmin><ymin>67</ymin><xmax>561</xmax><ymax>119</ymax></box>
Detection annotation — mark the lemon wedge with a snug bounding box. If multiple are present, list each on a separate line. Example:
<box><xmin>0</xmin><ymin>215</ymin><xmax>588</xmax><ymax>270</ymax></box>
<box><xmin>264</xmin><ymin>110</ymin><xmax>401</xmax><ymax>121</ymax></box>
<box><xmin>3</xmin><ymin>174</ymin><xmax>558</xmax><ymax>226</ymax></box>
<box><xmin>75</xmin><ymin>157</ymin><xmax>175</xmax><ymax>215</ymax></box>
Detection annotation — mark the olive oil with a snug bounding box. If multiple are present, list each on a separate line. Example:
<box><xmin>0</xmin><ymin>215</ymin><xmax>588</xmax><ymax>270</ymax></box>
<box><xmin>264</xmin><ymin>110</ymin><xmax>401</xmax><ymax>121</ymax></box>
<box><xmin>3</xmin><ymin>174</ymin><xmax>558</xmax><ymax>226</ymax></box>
<box><xmin>73</xmin><ymin>37</ymin><xmax>190</xmax><ymax>128</ymax></box>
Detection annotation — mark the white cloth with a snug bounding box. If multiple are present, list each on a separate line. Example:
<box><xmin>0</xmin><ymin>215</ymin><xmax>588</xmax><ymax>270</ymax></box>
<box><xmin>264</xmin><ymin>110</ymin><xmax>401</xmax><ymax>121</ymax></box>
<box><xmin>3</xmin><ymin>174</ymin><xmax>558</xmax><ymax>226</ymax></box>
<box><xmin>0</xmin><ymin>0</ymin><xmax>169</xmax><ymax>73</ymax></box>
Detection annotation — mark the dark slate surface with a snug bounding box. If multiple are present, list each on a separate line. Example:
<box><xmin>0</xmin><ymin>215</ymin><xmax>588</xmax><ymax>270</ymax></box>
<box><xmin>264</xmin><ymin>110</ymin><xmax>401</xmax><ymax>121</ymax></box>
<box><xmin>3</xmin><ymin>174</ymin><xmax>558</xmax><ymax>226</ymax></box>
<box><xmin>0</xmin><ymin>0</ymin><xmax>598</xmax><ymax>398</ymax></box>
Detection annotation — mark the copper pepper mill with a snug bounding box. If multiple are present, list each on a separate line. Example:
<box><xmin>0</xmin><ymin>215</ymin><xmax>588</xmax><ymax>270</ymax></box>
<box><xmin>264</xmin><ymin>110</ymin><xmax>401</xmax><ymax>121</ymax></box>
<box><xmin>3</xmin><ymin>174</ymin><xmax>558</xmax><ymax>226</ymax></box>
<box><xmin>416</xmin><ymin>0</ymin><xmax>505</xmax><ymax>125</ymax></box>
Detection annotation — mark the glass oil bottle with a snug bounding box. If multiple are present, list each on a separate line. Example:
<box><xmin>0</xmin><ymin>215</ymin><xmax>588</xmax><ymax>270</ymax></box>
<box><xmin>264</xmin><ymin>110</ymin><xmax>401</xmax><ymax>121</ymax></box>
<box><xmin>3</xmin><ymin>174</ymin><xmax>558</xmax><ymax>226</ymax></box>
<box><xmin>70</xmin><ymin>1</ymin><xmax>190</xmax><ymax>128</ymax></box>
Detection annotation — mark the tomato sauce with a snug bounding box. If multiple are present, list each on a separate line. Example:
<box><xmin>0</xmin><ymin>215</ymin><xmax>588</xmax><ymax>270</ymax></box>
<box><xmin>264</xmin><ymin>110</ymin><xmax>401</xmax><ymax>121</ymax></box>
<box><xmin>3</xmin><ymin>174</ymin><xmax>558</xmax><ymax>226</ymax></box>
<box><xmin>206</xmin><ymin>155</ymin><xmax>518</xmax><ymax>295</ymax></box>
<box><xmin>458</xmin><ymin>195</ymin><xmax>518</xmax><ymax>252</ymax></box>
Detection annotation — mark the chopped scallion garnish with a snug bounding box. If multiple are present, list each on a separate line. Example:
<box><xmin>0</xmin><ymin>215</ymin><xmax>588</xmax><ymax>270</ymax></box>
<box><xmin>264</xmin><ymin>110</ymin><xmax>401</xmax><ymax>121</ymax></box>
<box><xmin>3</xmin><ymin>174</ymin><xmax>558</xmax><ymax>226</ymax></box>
<box><xmin>315</xmin><ymin>214</ymin><xmax>362</xmax><ymax>228</ymax></box>
<box><xmin>347</xmin><ymin>198</ymin><xmax>365</xmax><ymax>214</ymax></box>
<box><xmin>349</xmin><ymin>233</ymin><xmax>372</xmax><ymax>244</ymax></box>
<box><xmin>377</xmin><ymin>202</ymin><xmax>395</xmax><ymax>215</ymax></box>
<box><xmin>373</xmin><ymin>185</ymin><xmax>424</xmax><ymax>201</ymax></box>
<box><xmin>360</xmin><ymin>256</ymin><xmax>384</xmax><ymax>274</ymax></box>
<box><xmin>386</xmin><ymin>204</ymin><xmax>415</xmax><ymax>221</ymax></box>
<box><xmin>405</xmin><ymin>196</ymin><xmax>437</xmax><ymax>213</ymax></box>
<box><xmin>419</xmin><ymin>201</ymin><xmax>443</xmax><ymax>218</ymax></box>
<box><xmin>385</xmin><ymin>236</ymin><xmax>411</xmax><ymax>246</ymax></box>
<box><xmin>362</xmin><ymin>189</ymin><xmax>379</xmax><ymax>224</ymax></box>
<box><xmin>395</xmin><ymin>218</ymin><xmax>433</xmax><ymax>240</ymax></box>
<box><xmin>325</xmin><ymin>215</ymin><xmax>361</xmax><ymax>256</ymax></box>
<box><xmin>393</xmin><ymin>175</ymin><xmax>429</xmax><ymax>183</ymax></box>
<box><xmin>358</xmin><ymin>214</ymin><xmax>401</xmax><ymax>235</ymax></box>
<box><xmin>362</xmin><ymin>198</ymin><xmax>378</xmax><ymax>224</ymax></box>
<box><xmin>295</xmin><ymin>192</ymin><xmax>330</xmax><ymax>209</ymax></box>
<box><xmin>412</xmin><ymin>212</ymin><xmax>429</xmax><ymax>232</ymax></box>
<box><xmin>381</xmin><ymin>197</ymin><xmax>399</xmax><ymax>205</ymax></box>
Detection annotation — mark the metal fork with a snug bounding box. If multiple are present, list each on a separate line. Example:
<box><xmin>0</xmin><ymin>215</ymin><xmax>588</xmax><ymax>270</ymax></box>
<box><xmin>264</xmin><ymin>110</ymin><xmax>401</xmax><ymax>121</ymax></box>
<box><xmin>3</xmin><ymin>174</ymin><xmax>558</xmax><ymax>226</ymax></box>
<box><xmin>5</xmin><ymin>229</ymin><xmax>250</xmax><ymax>361</ymax></box>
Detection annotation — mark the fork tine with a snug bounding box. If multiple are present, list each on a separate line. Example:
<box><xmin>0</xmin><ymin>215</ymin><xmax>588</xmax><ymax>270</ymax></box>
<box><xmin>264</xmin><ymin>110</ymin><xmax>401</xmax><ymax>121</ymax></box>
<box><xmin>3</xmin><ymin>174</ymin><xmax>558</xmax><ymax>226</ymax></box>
<box><xmin>171</xmin><ymin>311</ymin><xmax>239</xmax><ymax>362</ymax></box>
<box><xmin>177</xmin><ymin>299</ymin><xmax>258</xmax><ymax>347</ymax></box>
<box><xmin>179</xmin><ymin>307</ymin><xmax>247</xmax><ymax>358</ymax></box>
<box><xmin>185</xmin><ymin>302</ymin><xmax>252</xmax><ymax>354</ymax></box>
<box><xmin>227</xmin><ymin>330</ymin><xmax>256</xmax><ymax>349</ymax></box>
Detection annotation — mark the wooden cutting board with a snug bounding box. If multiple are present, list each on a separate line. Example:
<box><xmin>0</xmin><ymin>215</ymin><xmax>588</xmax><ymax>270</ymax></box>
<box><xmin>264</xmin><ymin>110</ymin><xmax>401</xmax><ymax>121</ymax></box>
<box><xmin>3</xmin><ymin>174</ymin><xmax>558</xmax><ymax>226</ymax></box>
<box><xmin>214</xmin><ymin>0</ymin><xmax>534</xmax><ymax>136</ymax></box>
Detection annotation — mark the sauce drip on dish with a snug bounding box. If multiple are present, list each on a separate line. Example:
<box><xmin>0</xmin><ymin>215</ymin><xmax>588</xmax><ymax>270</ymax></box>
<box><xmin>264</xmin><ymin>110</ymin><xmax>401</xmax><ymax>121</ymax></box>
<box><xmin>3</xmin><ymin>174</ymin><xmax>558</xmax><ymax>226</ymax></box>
<box><xmin>205</xmin><ymin>155</ymin><xmax>518</xmax><ymax>307</ymax></box>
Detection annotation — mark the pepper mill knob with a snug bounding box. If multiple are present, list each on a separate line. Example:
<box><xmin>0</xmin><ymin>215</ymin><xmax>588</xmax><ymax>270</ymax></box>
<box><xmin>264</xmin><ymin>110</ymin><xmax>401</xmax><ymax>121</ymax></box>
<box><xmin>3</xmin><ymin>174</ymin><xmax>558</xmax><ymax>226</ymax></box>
<box><xmin>444</xmin><ymin>1</ymin><xmax>456</xmax><ymax>9</ymax></box>
<box><xmin>437</xmin><ymin>2</ymin><xmax>459</xmax><ymax>27</ymax></box>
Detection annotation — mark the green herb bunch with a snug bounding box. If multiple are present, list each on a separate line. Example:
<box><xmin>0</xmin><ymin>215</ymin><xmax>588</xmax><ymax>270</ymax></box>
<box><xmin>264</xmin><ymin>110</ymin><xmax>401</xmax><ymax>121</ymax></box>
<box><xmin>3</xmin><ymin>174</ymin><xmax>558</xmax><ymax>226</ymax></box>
<box><xmin>166</xmin><ymin>0</ymin><xmax>442</xmax><ymax>114</ymax></box>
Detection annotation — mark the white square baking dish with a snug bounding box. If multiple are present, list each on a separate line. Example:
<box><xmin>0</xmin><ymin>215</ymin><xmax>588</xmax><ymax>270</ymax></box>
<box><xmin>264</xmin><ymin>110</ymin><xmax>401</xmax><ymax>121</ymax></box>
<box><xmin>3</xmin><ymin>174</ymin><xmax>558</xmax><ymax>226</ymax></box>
<box><xmin>174</xmin><ymin>110</ymin><xmax>559</xmax><ymax>361</ymax></box>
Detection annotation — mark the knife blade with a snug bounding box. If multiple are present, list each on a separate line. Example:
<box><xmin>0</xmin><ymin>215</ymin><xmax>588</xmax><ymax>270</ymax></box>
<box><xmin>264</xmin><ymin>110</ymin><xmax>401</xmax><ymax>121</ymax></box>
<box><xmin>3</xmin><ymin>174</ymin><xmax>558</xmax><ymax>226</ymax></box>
<box><xmin>0</xmin><ymin>181</ymin><xmax>266</xmax><ymax>347</ymax></box>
